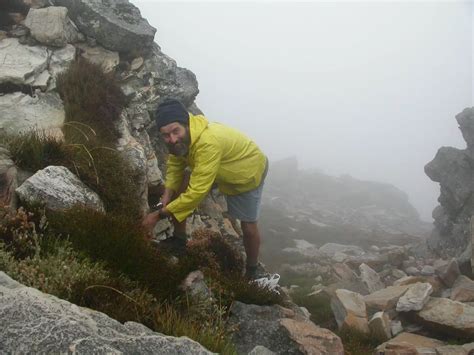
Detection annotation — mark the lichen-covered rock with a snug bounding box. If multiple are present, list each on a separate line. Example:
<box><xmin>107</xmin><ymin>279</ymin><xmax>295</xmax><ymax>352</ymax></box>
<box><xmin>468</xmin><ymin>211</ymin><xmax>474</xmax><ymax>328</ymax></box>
<box><xmin>15</xmin><ymin>166</ymin><xmax>104</xmax><ymax>212</ymax></box>
<box><xmin>24</xmin><ymin>6</ymin><xmax>80</xmax><ymax>47</ymax></box>
<box><xmin>51</xmin><ymin>0</ymin><xmax>156</xmax><ymax>53</ymax></box>
<box><xmin>228</xmin><ymin>301</ymin><xmax>343</xmax><ymax>354</ymax></box>
<box><xmin>0</xmin><ymin>272</ymin><xmax>213</xmax><ymax>354</ymax></box>
<box><xmin>0</xmin><ymin>92</ymin><xmax>64</xmax><ymax>137</ymax></box>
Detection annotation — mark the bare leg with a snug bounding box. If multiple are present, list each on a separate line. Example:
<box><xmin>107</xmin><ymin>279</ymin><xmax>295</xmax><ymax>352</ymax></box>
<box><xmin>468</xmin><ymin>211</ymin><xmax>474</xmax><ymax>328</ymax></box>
<box><xmin>241</xmin><ymin>221</ymin><xmax>261</xmax><ymax>266</ymax></box>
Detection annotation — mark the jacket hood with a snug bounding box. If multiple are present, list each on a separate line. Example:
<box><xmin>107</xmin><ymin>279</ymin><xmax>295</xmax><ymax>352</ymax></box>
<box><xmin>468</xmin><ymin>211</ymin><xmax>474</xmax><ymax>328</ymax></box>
<box><xmin>189</xmin><ymin>113</ymin><xmax>209</xmax><ymax>148</ymax></box>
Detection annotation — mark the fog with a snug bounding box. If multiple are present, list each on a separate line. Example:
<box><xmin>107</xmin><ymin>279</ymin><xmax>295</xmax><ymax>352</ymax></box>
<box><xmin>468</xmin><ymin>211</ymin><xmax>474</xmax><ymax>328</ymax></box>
<box><xmin>134</xmin><ymin>0</ymin><xmax>473</xmax><ymax>222</ymax></box>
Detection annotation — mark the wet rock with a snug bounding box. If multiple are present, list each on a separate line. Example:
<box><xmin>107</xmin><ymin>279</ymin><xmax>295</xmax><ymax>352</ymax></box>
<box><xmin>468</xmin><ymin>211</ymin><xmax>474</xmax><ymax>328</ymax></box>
<box><xmin>24</xmin><ymin>6</ymin><xmax>80</xmax><ymax>47</ymax></box>
<box><xmin>416</xmin><ymin>297</ymin><xmax>474</xmax><ymax>338</ymax></box>
<box><xmin>0</xmin><ymin>272</ymin><xmax>212</xmax><ymax>354</ymax></box>
<box><xmin>330</xmin><ymin>289</ymin><xmax>369</xmax><ymax>334</ymax></box>
<box><xmin>228</xmin><ymin>301</ymin><xmax>344</xmax><ymax>354</ymax></box>
<box><xmin>52</xmin><ymin>0</ymin><xmax>156</xmax><ymax>53</ymax></box>
<box><xmin>396</xmin><ymin>282</ymin><xmax>433</xmax><ymax>312</ymax></box>
<box><xmin>16</xmin><ymin>166</ymin><xmax>104</xmax><ymax>212</ymax></box>
<box><xmin>368</xmin><ymin>311</ymin><xmax>391</xmax><ymax>342</ymax></box>
<box><xmin>451</xmin><ymin>275</ymin><xmax>474</xmax><ymax>302</ymax></box>
<box><xmin>359</xmin><ymin>263</ymin><xmax>384</xmax><ymax>293</ymax></box>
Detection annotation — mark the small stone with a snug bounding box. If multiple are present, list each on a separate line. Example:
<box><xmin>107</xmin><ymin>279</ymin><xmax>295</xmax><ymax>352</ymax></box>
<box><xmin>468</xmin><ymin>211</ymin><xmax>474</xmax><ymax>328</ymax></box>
<box><xmin>390</xmin><ymin>320</ymin><xmax>403</xmax><ymax>336</ymax></box>
<box><xmin>130</xmin><ymin>56</ymin><xmax>144</xmax><ymax>71</ymax></box>
<box><xmin>405</xmin><ymin>266</ymin><xmax>420</xmax><ymax>276</ymax></box>
<box><xmin>392</xmin><ymin>269</ymin><xmax>407</xmax><ymax>279</ymax></box>
<box><xmin>420</xmin><ymin>265</ymin><xmax>435</xmax><ymax>276</ymax></box>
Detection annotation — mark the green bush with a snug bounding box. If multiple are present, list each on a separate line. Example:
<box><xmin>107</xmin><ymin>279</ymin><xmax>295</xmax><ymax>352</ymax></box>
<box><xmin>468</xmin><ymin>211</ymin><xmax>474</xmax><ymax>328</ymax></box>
<box><xmin>56</xmin><ymin>59</ymin><xmax>126</xmax><ymax>146</ymax></box>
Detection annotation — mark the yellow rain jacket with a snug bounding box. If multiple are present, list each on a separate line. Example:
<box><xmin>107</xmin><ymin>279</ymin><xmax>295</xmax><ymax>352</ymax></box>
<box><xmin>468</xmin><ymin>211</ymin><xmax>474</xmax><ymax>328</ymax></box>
<box><xmin>165</xmin><ymin>113</ymin><xmax>267</xmax><ymax>222</ymax></box>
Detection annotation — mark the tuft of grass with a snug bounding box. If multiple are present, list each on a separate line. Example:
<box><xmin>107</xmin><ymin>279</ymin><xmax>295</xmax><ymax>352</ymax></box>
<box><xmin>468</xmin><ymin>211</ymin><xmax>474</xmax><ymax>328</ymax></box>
<box><xmin>56</xmin><ymin>59</ymin><xmax>126</xmax><ymax>146</ymax></box>
<box><xmin>290</xmin><ymin>286</ymin><xmax>335</xmax><ymax>328</ymax></box>
<box><xmin>336</xmin><ymin>328</ymin><xmax>379</xmax><ymax>355</ymax></box>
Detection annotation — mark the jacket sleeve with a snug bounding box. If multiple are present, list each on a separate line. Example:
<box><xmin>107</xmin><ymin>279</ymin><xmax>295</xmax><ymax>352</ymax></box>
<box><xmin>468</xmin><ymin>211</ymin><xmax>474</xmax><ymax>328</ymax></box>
<box><xmin>166</xmin><ymin>139</ymin><xmax>222</xmax><ymax>222</ymax></box>
<box><xmin>164</xmin><ymin>155</ymin><xmax>187</xmax><ymax>193</ymax></box>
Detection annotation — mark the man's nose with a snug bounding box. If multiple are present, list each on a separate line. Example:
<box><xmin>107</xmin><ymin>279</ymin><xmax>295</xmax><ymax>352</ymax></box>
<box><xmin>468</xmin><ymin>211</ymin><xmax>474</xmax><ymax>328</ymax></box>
<box><xmin>169</xmin><ymin>134</ymin><xmax>178</xmax><ymax>144</ymax></box>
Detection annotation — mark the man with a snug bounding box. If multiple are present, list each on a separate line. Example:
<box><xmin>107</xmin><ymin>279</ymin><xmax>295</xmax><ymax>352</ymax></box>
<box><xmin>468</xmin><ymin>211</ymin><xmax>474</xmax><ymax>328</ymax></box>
<box><xmin>142</xmin><ymin>99</ymin><xmax>268</xmax><ymax>280</ymax></box>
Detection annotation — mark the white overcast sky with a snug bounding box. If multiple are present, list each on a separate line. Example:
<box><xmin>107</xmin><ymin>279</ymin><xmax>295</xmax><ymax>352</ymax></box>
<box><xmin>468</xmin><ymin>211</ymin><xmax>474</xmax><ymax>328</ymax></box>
<box><xmin>133</xmin><ymin>0</ymin><xmax>473</xmax><ymax>221</ymax></box>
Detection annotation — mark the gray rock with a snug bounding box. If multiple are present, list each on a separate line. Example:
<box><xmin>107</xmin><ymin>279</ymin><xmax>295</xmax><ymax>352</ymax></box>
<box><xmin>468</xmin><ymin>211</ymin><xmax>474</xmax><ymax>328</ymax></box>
<box><xmin>0</xmin><ymin>92</ymin><xmax>65</xmax><ymax>137</ymax></box>
<box><xmin>247</xmin><ymin>346</ymin><xmax>276</xmax><ymax>355</ymax></box>
<box><xmin>359</xmin><ymin>263</ymin><xmax>384</xmax><ymax>293</ymax></box>
<box><xmin>331</xmin><ymin>289</ymin><xmax>369</xmax><ymax>334</ymax></box>
<box><xmin>52</xmin><ymin>0</ymin><xmax>156</xmax><ymax>53</ymax></box>
<box><xmin>436</xmin><ymin>258</ymin><xmax>461</xmax><ymax>287</ymax></box>
<box><xmin>0</xmin><ymin>38</ymin><xmax>49</xmax><ymax>85</ymax></box>
<box><xmin>24</xmin><ymin>6</ymin><xmax>80</xmax><ymax>47</ymax></box>
<box><xmin>76</xmin><ymin>43</ymin><xmax>119</xmax><ymax>73</ymax></box>
<box><xmin>376</xmin><ymin>332</ymin><xmax>445</xmax><ymax>354</ymax></box>
<box><xmin>47</xmin><ymin>44</ymin><xmax>76</xmax><ymax>91</ymax></box>
<box><xmin>16</xmin><ymin>166</ymin><xmax>105</xmax><ymax>212</ymax></box>
<box><xmin>392</xmin><ymin>269</ymin><xmax>407</xmax><ymax>279</ymax></box>
<box><xmin>0</xmin><ymin>272</ymin><xmax>213</xmax><ymax>354</ymax></box>
<box><xmin>420</xmin><ymin>265</ymin><xmax>435</xmax><ymax>276</ymax></box>
<box><xmin>228</xmin><ymin>301</ymin><xmax>344</xmax><ymax>354</ymax></box>
<box><xmin>405</xmin><ymin>266</ymin><xmax>420</xmax><ymax>276</ymax></box>
<box><xmin>390</xmin><ymin>320</ymin><xmax>403</xmax><ymax>337</ymax></box>
<box><xmin>396</xmin><ymin>282</ymin><xmax>433</xmax><ymax>312</ymax></box>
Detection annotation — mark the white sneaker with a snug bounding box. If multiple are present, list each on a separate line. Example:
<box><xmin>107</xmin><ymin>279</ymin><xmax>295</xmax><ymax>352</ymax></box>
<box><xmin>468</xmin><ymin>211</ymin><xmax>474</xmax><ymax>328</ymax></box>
<box><xmin>252</xmin><ymin>273</ymin><xmax>281</xmax><ymax>294</ymax></box>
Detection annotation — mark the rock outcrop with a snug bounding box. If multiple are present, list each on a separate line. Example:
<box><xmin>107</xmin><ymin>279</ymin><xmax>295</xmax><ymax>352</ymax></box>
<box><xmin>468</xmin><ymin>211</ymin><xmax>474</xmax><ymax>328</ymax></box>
<box><xmin>0</xmin><ymin>272</ymin><xmax>213</xmax><ymax>354</ymax></box>
<box><xmin>425</xmin><ymin>107</ymin><xmax>474</xmax><ymax>265</ymax></box>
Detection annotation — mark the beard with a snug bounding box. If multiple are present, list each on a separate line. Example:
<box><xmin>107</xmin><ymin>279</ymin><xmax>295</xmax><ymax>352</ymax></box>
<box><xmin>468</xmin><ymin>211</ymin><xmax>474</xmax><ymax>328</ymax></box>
<box><xmin>168</xmin><ymin>142</ymin><xmax>189</xmax><ymax>156</ymax></box>
<box><xmin>167</xmin><ymin>129</ymin><xmax>190</xmax><ymax>156</ymax></box>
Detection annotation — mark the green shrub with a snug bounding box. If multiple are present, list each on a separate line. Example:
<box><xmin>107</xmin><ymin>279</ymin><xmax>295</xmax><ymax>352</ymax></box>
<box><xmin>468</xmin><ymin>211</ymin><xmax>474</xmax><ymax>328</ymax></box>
<box><xmin>46</xmin><ymin>206</ymin><xmax>191</xmax><ymax>299</ymax></box>
<box><xmin>290</xmin><ymin>286</ymin><xmax>335</xmax><ymax>328</ymax></box>
<box><xmin>56</xmin><ymin>59</ymin><xmax>126</xmax><ymax>146</ymax></box>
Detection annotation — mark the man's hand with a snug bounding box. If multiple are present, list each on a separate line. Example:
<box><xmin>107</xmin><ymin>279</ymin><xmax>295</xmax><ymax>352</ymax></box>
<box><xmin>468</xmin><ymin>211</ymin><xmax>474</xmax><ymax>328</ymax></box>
<box><xmin>141</xmin><ymin>211</ymin><xmax>160</xmax><ymax>237</ymax></box>
<box><xmin>160</xmin><ymin>188</ymin><xmax>175</xmax><ymax>208</ymax></box>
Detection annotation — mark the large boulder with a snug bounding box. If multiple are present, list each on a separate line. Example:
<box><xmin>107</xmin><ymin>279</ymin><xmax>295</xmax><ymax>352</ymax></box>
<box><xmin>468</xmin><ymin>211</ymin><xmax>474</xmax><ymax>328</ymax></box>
<box><xmin>51</xmin><ymin>0</ymin><xmax>156</xmax><ymax>53</ymax></box>
<box><xmin>24</xmin><ymin>6</ymin><xmax>80</xmax><ymax>47</ymax></box>
<box><xmin>0</xmin><ymin>38</ymin><xmax>49</xmax><ymax>86</ymax></box>
<box><xmin>0</xmin><ymin>92</ymin><xmax>65</xmax><ymax>137</ymax></box>
<box><xmin>359</xmin><ymin>263</ymin><xmax>384</xmax><ymax>293</ymax></box>
<box><xmin>363</xmin><ymin>285</ymin><xmax>411</xmax><ymax>312</ymax></box>
<box><xmin>15</xmin><ymin>166</ymin><xmax>104</xmax><ymax>212</ymax></box>
<box><xmin>0</xmin><ymin>272</ymin><xmax>213</xmax><ymax>354</ymax></box>
<box><xmin>330</xmin><ymin>289</ymin><xmax>369</xmax><ymax>334</ymax></box>
<box><xmin>416</xmin><ymin>297</ymin><xmax>474</xmax><ymax>338</ymax></box>
<box><xmin>228</xmin><ymin>301</ymin><xmax>344</xmax><ymax>354</ymax></box>
<box><xmin>375</xmin><ymin>332</ymin><xmax>445</xmax><ymax>354</ymax></box>
<box><xmin>395</xmin><ymin>282</ymin><xmax>433</xmax><ymax>312</ymax></box>
<box><xmin>451</xmin><ymin>275</ymin><xmax>474</xmax><ymax>302</ymax></box>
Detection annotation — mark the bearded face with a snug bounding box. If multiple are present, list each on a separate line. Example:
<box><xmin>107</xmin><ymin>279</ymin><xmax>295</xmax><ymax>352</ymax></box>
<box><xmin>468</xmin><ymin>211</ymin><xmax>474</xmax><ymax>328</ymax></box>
<box><xmin>160</xmin><ymin>122</ymin><xmax>191</xmax><ymax>157</ymax></box>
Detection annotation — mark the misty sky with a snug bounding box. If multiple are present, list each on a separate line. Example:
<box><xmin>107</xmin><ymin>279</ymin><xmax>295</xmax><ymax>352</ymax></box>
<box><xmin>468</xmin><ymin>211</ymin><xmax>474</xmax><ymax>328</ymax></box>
<box><xmin>134</xmin><ymin>0</ymin><xmax>473</xmax><ymax>221</ymax></box>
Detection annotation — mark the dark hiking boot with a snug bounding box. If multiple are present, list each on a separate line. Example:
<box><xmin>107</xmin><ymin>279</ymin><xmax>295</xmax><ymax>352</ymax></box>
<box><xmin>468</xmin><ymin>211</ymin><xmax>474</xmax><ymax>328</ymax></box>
<box><xmin>158</xmin><ymin>236</ymin><xmax>187</xmax><ymax>256</ymax></box>
<box><xmin>245</xmin><ymin>262</ymin><xmax>269</xmax><ymax>280</ymax></box>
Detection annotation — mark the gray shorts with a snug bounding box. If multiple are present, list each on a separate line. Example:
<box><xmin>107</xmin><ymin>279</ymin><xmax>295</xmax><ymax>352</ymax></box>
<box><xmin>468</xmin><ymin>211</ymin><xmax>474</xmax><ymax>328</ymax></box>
<box><xmin>225</xmin><ymin>159</ymin><xmax>268</xmax><ymax>222</ymax></box>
